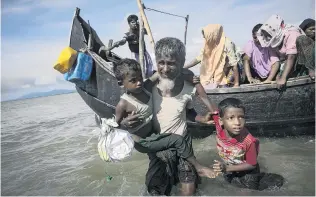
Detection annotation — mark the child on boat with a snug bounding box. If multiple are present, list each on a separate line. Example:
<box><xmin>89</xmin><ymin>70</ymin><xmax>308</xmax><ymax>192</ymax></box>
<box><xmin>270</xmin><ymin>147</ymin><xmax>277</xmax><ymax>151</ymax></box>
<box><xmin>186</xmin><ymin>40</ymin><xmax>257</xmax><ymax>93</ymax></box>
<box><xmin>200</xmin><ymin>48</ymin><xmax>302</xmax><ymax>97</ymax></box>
<box><xmin>211</xmin><ymin>98</ymin><xmax>284</xmax><ymax>190</ymax></box>
<box><xmin>113</xmin><ymin>58</ymin><xmax>217</xmax><ymax>178</ymax></box>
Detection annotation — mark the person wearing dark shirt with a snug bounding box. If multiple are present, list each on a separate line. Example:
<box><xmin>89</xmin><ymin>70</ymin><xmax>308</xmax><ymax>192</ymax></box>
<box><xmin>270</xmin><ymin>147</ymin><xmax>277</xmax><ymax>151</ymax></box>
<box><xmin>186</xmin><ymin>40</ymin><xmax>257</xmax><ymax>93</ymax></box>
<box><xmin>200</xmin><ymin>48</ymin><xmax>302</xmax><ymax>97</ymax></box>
<box><xmin>111</xmin><ymin>14</ymin><xmax>154</xmax><ymax>78</ymax></box>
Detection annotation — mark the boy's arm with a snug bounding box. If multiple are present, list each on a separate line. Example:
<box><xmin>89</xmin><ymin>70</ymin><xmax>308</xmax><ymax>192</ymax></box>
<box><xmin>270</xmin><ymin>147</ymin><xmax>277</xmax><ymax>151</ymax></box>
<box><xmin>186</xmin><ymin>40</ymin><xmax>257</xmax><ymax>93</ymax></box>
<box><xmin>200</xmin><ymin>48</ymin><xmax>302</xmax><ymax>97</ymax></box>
<box><xmin>115</xmin><ymin>99</ymin><xmax>127</xmax><ymax>125</ymax></box>
<box><xmin>225</xmin><ymin>163</ymin><xmax>256</xmax><ymax>172</ymax></box>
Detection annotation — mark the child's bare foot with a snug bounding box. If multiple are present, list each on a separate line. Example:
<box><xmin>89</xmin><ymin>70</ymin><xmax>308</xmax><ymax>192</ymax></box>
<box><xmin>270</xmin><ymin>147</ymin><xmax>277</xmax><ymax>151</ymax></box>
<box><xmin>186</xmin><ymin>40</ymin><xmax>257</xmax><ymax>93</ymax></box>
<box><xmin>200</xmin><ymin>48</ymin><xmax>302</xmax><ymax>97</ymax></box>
<box><xmin>196</xmin><ymin>166</ymin><xmax>217</xmax><ymax>178</ymax></box>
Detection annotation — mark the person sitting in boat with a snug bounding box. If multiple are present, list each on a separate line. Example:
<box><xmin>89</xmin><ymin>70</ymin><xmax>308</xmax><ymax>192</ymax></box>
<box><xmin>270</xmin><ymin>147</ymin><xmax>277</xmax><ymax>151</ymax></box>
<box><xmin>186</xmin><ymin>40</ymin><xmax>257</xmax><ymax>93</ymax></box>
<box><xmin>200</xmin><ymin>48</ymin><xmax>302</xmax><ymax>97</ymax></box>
<box><xmin>243</xmin><ymin>24</ymin><xmax>280</xmax><ymax>84</ymax></box>
<box><xmin>113</xmin><ymin>58</ymin><xmax>217</xmax><ymax>180</ymax></box>
<box><xmin>257</xmin><ymin>14</ymin><xmax>304</xmax><ymax>89</ymax></box>
<box><xmin>111</xmin><ymin>14</ymin><xmax>153</xmax><ymax>78</ymax></box>
<box><xmin>295</xmin><ymin>18</ymin><xmax>315</xmax><ymax>80</ymax></box>
<box><xmin>212</xmin><ymin>98</ymin><xmax>284</xmax><ymax>190</ymax></box>
<box><xmin>184</xmin><ymin>24</ymin><xmax>242</xmax><ymax>88</ymax></box>
<box><xmin>121</xmin><ymin>37</ymin><xmax>218</xmax><ymax>196</ymax></box>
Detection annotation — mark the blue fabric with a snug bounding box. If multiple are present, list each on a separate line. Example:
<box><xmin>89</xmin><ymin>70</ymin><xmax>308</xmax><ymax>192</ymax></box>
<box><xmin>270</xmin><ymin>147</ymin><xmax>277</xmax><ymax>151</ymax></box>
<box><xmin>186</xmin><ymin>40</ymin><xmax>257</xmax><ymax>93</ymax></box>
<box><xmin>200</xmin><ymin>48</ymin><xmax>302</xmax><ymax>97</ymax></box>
<box><xmin>64</xmin><ymin>52</ymin><xmax>93</xmax><ymax>83</ymax></box>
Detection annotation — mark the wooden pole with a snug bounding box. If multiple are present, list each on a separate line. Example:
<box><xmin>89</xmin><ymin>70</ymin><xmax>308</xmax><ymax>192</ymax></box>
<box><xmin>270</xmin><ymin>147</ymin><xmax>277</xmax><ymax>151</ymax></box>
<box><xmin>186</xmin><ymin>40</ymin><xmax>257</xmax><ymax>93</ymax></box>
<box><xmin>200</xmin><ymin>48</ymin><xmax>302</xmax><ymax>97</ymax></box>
<box><xmin>184</xmin><ymin>15</ymin><xmax>189</xmax><ymax>46</ymax></box>
<box><xmin>136</xmin><ymin>0</ymin><xmax>155</xmax><ymax>50</ymax></box>
<box><xmin>139</xmin><ymin>16</ymin><xmax>146</xmax><ymax>80</ymax></box>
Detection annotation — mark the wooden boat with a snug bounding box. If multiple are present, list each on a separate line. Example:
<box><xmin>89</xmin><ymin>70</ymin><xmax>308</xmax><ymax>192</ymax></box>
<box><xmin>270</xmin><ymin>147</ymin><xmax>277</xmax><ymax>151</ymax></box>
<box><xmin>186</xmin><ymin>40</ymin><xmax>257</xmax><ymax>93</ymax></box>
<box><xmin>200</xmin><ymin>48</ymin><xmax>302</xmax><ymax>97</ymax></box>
<box><xmin>69</xmin><ymin>8</ymin><xmax>315</xmax><ymax>137</ymax></box>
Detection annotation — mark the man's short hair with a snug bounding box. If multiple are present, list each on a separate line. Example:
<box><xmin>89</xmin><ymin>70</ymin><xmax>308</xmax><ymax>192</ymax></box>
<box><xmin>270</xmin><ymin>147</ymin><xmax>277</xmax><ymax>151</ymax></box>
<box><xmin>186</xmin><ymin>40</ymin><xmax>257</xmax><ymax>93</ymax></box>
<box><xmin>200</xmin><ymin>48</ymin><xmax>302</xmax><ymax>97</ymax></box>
<box><xmin>218</xmin><ymin>98</ymin><xmax>245</xmax><ymax>117</ymax></box>
<box><xmin>113</xmin><ymin>58</ymin><xmax>141</xmax><ymax>82</ymax></box>
<box><xmin>252</xmin><ymin>24</ymin><xmax>263</xmax><ymax>34</ymax></box>
<box><xmin>155</xmin><ymin>37</ymin><xmax>186</xmax><ymax>66</ymax></box>
<box><xmin>127</xmin><ymin>15</ymin><xmax>138</xmax><ymax>23</ymax></box>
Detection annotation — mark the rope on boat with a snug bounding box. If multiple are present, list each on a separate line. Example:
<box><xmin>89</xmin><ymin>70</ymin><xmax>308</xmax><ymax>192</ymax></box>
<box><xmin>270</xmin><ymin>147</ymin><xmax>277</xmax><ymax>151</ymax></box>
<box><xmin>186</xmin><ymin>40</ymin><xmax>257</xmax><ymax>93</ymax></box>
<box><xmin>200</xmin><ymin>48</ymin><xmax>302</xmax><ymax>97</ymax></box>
<box><xmin>144</xmin><ymin>6</ymin><xmax>187</xmax><ymax>19</ymax></box>
<box><xmin>142</xmin><ymin>3</ymin><xmax>189</xmax><ymax>45</ymax></box>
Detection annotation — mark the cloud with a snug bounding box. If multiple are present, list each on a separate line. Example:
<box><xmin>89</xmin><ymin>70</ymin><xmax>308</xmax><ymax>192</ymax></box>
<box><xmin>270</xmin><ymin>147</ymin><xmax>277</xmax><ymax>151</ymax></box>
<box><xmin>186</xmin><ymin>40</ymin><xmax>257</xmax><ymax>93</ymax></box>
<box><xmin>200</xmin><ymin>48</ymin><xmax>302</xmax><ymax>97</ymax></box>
<box><xmin>2</xmin><ymin>0</ymin><xmax>87</xmax><ymax>15</ymax></box>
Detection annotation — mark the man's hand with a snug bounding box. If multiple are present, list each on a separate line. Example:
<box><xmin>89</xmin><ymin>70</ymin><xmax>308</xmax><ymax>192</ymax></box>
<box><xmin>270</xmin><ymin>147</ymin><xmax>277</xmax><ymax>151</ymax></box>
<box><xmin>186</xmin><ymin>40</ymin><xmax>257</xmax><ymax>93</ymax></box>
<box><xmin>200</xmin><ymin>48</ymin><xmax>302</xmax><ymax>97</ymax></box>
<box><xmin>199</xmin><ymin>111</ymin><xmax>218</xmax><ymax>125</ymax></box>
<box><xmin>213</xmin><ymin>160</ymin><xmax>226</xmax><ymax>173</ymax></box>
<box><xmin>276</xmin><ymin>75</ymin><xmax>287</xmax><ymax>90</ymax></box>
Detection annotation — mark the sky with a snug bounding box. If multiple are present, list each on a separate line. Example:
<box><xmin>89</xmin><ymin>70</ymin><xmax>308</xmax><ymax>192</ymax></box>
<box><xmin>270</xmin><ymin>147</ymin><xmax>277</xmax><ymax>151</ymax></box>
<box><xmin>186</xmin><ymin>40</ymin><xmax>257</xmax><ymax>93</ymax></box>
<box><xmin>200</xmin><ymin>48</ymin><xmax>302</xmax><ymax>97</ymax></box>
<box><xmin>1</xmin><ymin>0</ymin><xmax>315</xmax><ymax>101</ymax></box>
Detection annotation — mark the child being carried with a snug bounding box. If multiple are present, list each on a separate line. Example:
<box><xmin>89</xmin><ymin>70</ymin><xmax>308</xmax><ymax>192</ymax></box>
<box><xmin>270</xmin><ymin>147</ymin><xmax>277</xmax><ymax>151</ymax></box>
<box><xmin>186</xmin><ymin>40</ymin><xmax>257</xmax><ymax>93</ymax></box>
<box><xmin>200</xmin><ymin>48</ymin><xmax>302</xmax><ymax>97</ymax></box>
<box><xmin>113</xmin><ymin>58</ymin><xmax>217</xmax><ymax>179</ymax></box>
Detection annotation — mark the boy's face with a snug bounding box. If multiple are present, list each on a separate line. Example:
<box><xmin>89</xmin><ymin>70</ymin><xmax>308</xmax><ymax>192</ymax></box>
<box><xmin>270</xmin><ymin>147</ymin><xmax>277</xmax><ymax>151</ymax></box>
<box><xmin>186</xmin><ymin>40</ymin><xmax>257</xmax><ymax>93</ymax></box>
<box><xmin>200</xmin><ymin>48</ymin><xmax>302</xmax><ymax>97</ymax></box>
<box><xmin>129</xmin><ymin>19</ymin><xmax>139</xmax><ymax>30</ymax></box>
<box><xmin>219</xmin><ymin>107</ymin><xmax>245</xmax><ymax>136</ymax></box>
<box><xmin>122</xmin><ymin>70</ymin><xmax>143</xmax><ymax>93</ymax></box>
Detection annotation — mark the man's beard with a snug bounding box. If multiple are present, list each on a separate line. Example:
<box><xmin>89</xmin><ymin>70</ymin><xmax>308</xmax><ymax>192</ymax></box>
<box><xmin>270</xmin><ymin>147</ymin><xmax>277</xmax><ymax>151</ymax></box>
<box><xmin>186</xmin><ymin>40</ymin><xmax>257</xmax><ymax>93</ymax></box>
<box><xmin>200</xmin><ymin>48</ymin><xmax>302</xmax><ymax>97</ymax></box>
<box><xmin>157</xmin><ymin>75</ymin><xmax>176</xmax><ymax>95</ymax></box>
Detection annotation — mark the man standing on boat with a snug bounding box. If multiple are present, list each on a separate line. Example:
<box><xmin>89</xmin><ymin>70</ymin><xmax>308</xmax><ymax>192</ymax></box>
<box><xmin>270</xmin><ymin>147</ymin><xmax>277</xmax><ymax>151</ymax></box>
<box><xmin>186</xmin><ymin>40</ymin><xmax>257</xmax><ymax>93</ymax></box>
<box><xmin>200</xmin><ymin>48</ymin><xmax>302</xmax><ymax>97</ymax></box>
<box><xmin>111</xmin><ymin>14</ymin><xmax>154</xmax><ymax>78</ymax></box>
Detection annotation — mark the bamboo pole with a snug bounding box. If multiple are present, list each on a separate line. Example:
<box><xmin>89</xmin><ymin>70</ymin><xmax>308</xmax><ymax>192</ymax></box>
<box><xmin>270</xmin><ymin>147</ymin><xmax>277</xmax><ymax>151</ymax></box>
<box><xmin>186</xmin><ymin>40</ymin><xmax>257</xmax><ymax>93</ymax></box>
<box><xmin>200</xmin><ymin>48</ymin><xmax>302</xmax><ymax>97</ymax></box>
<box><xmin>184</xmin><ymin>15</ymin><xmax>189</xmax><ymax>45</ymax></box>
<box><xmin>139</xmin><ymin>16</ymin><xmax>146</xmax><ymax>80</ymax></box>
<box><xmin>136</xmin><ymin>0</ymin><xmax>155</xmax><ymax>50</ymax></box>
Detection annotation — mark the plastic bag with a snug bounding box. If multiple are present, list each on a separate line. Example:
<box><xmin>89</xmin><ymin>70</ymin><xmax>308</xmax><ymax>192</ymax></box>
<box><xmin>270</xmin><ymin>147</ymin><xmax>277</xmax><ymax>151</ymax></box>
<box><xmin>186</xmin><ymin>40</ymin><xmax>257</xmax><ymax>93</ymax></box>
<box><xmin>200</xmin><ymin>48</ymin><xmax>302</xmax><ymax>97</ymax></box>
<box><xmin>64</xmin><ymin>52</ymin><xmax>93</xmax><ymax>83</ymax></box>
<box><xmin>97</xmin><ymin>117</ymin><xmax>134</xmax><ymax>162</ymax></box>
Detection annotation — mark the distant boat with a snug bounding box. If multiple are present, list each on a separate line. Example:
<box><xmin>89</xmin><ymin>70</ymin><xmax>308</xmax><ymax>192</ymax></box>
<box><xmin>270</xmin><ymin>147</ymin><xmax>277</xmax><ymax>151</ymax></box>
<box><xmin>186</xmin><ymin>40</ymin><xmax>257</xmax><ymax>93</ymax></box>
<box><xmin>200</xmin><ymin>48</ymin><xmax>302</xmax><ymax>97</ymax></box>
<box><xmin>68</xmin><ymin>8</ymin><xmax>315</xmax><ymax>136</ymax></box>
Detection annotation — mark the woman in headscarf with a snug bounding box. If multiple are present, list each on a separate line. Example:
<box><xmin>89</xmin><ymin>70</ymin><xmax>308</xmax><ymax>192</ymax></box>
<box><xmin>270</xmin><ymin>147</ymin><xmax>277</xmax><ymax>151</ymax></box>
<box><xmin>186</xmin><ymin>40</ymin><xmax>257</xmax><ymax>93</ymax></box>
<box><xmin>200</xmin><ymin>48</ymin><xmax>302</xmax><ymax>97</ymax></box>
<box><xmin>257</xmin><ymin>14</ymin><xmax>304</xmax><ymax>89</ymax></box>
<box><xmin>243</xmin><ymin>24</ymin><xmax>280</xmax><ymax>84</ymax></box>
<box><xmin>184</xmin><ymin>24</ymin><xmax>241</xmax><ymax>88</ymax></box>
<box><xmin>295</xmin><ymin>18</ymin><xmax>315</xmax><ymax>79</ymax></box>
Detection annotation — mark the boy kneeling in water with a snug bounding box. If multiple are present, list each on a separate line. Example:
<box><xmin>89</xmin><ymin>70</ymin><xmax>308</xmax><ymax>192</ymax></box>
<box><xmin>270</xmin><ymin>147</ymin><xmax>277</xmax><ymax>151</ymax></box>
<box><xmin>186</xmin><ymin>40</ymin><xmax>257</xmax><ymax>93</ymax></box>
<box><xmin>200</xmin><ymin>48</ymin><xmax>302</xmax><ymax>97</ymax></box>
<box><xmin>212</xmin><ymin>98</ymin><xmax>283</xmax><ymax>190</ymax></box>
<box><xmin>113</xmin><ymin>58</ymin><xmax>217</xmax><ymax>178</ymax></box>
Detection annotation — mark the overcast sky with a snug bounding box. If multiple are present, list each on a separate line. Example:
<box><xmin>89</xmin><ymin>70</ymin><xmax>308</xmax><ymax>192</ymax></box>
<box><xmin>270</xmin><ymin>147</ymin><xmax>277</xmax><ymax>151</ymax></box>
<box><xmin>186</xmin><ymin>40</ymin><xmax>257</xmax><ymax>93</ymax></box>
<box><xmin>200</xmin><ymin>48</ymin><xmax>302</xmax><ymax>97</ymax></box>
<box><xmin>1</xmin><ymin>0</ymin><xmax>315</xmax><ymax>101</ymax></box>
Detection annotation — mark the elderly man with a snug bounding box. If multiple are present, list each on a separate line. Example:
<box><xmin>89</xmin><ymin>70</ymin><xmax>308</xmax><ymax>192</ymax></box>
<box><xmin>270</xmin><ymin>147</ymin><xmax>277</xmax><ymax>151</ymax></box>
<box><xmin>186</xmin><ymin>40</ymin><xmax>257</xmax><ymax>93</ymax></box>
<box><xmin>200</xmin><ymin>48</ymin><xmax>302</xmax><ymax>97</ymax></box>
<box><xmin>123</xmin><ymin>37</ymin><xmax>215</xmax><ymax>195</ymax></box>
<box><xmin>153</xmin><ymin>37</ymin><xmax>208</xmax><ymax>196</ymax></box>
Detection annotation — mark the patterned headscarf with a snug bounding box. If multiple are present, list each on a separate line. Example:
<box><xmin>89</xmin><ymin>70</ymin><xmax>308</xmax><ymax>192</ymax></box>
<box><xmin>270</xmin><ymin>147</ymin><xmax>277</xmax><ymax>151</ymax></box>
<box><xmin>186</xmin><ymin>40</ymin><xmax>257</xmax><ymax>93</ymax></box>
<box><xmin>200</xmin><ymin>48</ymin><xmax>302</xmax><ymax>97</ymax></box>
<box><xmin>258</xmin><ymin>14</ymin><xmax>303</xmax><ymax>48</ymax></box>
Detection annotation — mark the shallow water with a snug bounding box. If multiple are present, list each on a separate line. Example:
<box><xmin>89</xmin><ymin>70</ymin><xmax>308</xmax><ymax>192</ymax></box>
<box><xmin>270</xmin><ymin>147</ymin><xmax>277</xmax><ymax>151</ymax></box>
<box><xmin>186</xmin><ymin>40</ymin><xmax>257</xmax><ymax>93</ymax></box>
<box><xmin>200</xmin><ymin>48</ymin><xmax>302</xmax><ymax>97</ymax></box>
<box><xmin>1</xmin><ymin>93</ymin><xmax>315</xmax><ymax>196</ymax></box>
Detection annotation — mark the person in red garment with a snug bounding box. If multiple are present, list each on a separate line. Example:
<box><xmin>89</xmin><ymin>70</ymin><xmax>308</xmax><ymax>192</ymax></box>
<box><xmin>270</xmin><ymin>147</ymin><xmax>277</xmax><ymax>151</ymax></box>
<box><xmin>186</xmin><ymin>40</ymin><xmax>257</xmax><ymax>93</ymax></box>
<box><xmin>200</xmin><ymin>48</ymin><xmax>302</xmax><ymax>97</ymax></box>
<box><xmin>212</xmin><ymin>98</ymin><xmax>284</xmax><ymax>190</ymax></box>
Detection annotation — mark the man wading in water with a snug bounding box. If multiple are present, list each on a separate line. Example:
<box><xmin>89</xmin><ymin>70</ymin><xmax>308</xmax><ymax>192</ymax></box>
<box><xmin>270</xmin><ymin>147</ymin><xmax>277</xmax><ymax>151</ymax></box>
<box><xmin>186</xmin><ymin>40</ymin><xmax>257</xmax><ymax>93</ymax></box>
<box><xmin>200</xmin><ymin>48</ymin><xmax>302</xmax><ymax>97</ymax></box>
<box><xmin>123</xmin><ymin>37</ymin><xmax>218</xmax><ymax>196</ymax></box>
